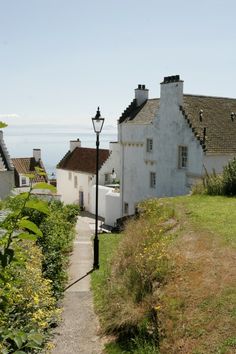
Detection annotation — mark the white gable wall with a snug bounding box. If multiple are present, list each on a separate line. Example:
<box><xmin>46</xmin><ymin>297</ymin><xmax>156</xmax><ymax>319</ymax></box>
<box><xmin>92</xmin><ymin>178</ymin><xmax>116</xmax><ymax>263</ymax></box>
<box><xmin>119</xmin><ymin>79</ymin><xmax>205</xmax><ymax>217</ymax></box>
<box><xmin>0</xmin><ymin>171</ymin><xmax>14</xmax><ymax>200</ymax></box>
<box><xmin>56</xmin><ymin>168</ymin><xmax>93</xmax><ymax>209</ymax></box>
<box><xmin>156</xmin><ymin>80</ymin><xmax>204</xmax><ymax>196</ymax></box>
<box><xmin>90</xmin><ymin>142</ymin><xmax>120</xmax><ymax>186</ymax></box>
<box><xmin>119</xmin><ymin>122</ymin><xmax>159</xmax><ymax>216</ymax></box>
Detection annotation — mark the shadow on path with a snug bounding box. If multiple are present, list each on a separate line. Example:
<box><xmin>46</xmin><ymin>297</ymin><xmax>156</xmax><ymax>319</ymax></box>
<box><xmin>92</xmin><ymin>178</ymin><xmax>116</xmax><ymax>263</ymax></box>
<box><xmin>65</xmin><ymin>269</ymin><xmax>94</xmax><ymax>291</ymax></box>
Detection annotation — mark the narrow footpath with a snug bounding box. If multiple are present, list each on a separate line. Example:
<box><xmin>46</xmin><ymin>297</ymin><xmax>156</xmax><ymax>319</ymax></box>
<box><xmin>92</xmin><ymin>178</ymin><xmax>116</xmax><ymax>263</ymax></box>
<box><xmin>52</xmin><ymin>213</ymin><xmax>103</xmax><ymax>354</ymax></box>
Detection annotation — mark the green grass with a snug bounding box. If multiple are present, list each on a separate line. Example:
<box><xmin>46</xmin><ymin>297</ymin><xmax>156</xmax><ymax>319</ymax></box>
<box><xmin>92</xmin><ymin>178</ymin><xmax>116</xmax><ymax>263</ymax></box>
<box><xmin>92</xmin><ymin>196</ymin><xmax>236</xmax><ymax>354</ymax></box>
<box><xmin>91</xmin><ymin>232</ymin><xmax>160</xmax><ymax>354</ymax></box>
<box><xmin>170</xmin><ymin>195</ymin><xmax>236</xmax><ymax>247</ymax></box>
<box><xmin>91</xmin><ymin>233</ymin><xmax>122</xmax><ymax>314</ymax></box>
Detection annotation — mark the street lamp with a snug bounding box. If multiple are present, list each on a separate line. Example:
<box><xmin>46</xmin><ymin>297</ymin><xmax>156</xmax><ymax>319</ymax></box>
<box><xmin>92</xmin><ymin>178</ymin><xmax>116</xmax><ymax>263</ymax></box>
<box><xmin>92</xmin><ymin>107</ymin><xmax>104</xmax><ymax>269</ymax></box>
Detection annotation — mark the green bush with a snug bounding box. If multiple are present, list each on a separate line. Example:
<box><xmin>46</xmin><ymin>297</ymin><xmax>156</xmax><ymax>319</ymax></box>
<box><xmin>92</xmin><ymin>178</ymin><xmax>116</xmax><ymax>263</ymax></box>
<box><xmin>222</xmin><ymin>158</ymin><xmax>236</xmax><ymax>196</ymax></box>
<box><xmin>38</xmin><ymin>201</ymin><xmax>79</xmax><ymax>298</ymax></box>
<box><xmin>0</xmin><ymin>242</ymin><xmax>59</xmax><ymax>353</ymax></box>
<box><xmin>0</xmin><ymin>190</ymin><xmax>79</xmax><ymax>352</ymax></box>
<box><xmin>193</xmin><ymin>159</ymin><xmax>236</xmax><ymax>196</ymax></box>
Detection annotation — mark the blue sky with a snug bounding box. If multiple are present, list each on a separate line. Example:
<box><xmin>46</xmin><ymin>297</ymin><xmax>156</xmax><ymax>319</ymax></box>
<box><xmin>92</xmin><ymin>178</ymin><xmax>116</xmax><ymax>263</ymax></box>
<box><xmin>0</xmin><ymin>0</ymin><xmax>236</xmax><ymax>127</ymax></box>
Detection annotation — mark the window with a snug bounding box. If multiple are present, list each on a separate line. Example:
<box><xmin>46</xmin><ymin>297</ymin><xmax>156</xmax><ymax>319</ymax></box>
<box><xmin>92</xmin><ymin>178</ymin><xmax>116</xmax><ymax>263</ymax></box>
<box><xmin>124</xmin><ymin>202</ymin><xmax>129</xmax><ymax>214</ymax></box>
<box><xmin>178</xmin><ymin>146</ymin><xmax>188</xmax><ymax>169</ymax></box>
<box><xmin>74</xmin><ymin>175</ymin><xmax>78</xmax><ymax>188</ymax></box>
<box><xmin>147</xmin><ymin>138</ymin><xmax>153</xmax><ymax>152</ymax></box>
<box><xmin>21</xmin><ymin>176</ymin><xmax>27</xmax><ymax>186</ymax></box>
<box><xmin>150</xmin><ymin>172</ymin><xmax>156</xmax><ymax>188</ymax></box>
<box><xmin>104</xmin><ymin>173</ymin><xmax>109</xmax><ymax>184</ymax></box>
<box><xmin>68</xmin><ymin>171</ymin><xmax>72</xmax><ymax>180</ymax></box>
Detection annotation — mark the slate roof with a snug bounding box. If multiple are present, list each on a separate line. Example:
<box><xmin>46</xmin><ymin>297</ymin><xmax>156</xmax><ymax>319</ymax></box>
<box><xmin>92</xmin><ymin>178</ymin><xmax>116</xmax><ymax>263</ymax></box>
<box><xmin>119</xmin><ymin>94</ymin><xmax>236</xmax><ymax>154</ymax></box>
<box><xmin>11</xmin><ymin>158</ymin><xmax>47</xmax><ymax>184</ymax></box>
<box><xmin>182</xmin><ymin>95</ymin><xmax>236</xmax><ymax>153</ymax></box>
<box><xmin>119</xmin><ymin>99</ymin><xmax>159</xmax><ymax>124</ymax></box>
<box><xmin>57</xmin><ymin>147</ymin><xmax>110</xmax><ymax>174</ymax></box>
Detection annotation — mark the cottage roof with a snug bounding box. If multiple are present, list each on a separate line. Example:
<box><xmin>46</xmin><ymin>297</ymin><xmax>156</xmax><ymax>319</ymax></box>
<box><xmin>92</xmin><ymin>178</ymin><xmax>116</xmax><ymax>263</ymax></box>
<box><xmin>119</xmin><ymin>99</ymin><xmax>159</xmax><ymax>124</ymax></box>
<box><xmin>0</xmin><ymin>131</ymin><xmax>14</xmax><ymax>171</ymax></box>
<box><xmin>11</xmin><ymin>157</ymin><xmax>47</xmax><ymax>182</ymax></box>
<box><xmin>182</xmin><ymin>95</ymin><xmax>236</xmax><ymax>154</ymax></box>
<box><xmin>119</xmin><ymin>94</ymin><xmax>236</xmax><ymax>154</ymax></box>
<box><xmin>57</xmin><ymin>147</ymin><xmax>110</xmax><ymax>174</ymax></box>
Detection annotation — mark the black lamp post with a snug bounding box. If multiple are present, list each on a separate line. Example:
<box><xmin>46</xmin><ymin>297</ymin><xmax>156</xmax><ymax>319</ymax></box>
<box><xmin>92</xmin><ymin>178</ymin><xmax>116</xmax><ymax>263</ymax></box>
<box><xmin>92</xmin><ymin>107</ymin><xmax>104</xmax><ymax>269</ymax></box>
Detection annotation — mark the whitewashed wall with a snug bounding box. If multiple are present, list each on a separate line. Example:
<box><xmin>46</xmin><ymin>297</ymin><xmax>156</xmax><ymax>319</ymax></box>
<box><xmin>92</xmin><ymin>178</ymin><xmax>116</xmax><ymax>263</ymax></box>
<box><xmin>204</xmin><ymin>154</ymin><xmax>235</xmax><ymax>174</ymax></box>
<box><xmin>0</xmin><ymin>171</ymin><xmax>14</xmax><ymax>200</ymax></box>
<box><xmin>56</xmin><ymin>168</ymin><xmax>93</xmax><ymax>209</ymax></box>
<box><xmin>119</xmin><ymin>79</ymin><xmax>204</xmax><ymax>217</ymax></box>
<box><xmin>90</xmin><ymin>185</ymin><xmax>112</xmax><ymax>218</ymax></box>
<box><xmin>105</xmin><ymin>190</ymin><xmax>120</xmax><ymax>226</ymax></box>
<box><xmin>91</xmin><ymin>142</ymin><xmax>120</xmax><ymax>186</ymax></box>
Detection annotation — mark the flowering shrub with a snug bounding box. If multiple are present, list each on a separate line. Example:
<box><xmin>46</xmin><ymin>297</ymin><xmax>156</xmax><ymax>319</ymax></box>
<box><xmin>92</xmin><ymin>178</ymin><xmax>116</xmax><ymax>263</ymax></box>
<box><xmin>0</xmin><ymin>172</ymin><xmax>79</xmax><ymax>352</ymax></box>
<box><xmin>93</xmin><ymin>199</ymin><xmax>176</xmax><ymax>347</ymax></box>
<box><xmin>0</xmin><ymin>242</ymin><xmax>60</xmax><ymax>353</ymax></box>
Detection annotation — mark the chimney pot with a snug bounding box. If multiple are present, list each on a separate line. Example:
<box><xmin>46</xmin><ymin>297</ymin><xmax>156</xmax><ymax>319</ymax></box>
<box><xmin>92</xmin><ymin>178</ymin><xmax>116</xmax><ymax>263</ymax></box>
<box><xmin>70</xmin><ymin>138</ymin><xmax>81</xmax><ymax>152</ymax></box>
<box><xmin>33</xmin><ymin>149</ymin><xmax>41</xmax><ymax>162</ymax></box>
<box><xmin>135</xmin><ymin>84</ymin><xmax>149</xmax><ymax>106</ymax></box>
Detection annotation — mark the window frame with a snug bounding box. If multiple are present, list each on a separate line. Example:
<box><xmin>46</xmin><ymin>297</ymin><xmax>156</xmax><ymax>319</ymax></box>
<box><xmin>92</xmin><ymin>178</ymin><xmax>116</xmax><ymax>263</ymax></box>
<box><xmin>178</xmin><ymin>145</ymin><xmax>188</xmax><ymax>169</ymax></box>
<box><xmin>21</xmin><ymin>176</ymin><xmax>27</xmax><ymax>186</ymax></box>
<box><xmin>74</xmin><ymin>175</ymin><xmax>78</xmax><ymax>188</ymax></box>
<box><xmin>104</xmin><ymin>173</ymin><xmax>109</xmax><ymax>184</ymax></box>
<box><xmin>150</xmin><ymin>172</ymin><xmax>156</xmax><ymax>188</ymax></box>
<box><xmin>146</xmin><ymin>138</ymin><xmax>153</xmax><ymax>153</ymax></box>
<box><xmin>124</xmin><ymin>202</ymin><xmax>129</xmax><ymax>214</ymax></box>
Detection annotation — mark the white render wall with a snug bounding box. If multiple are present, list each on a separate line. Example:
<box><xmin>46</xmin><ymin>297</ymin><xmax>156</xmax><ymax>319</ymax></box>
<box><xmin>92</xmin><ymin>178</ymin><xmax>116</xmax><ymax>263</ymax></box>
<box><xmin>90</xmin><ymin>185</ymin><xmax>112</xmax><ymax>218</ymax></box>
<box><xmin>105</xmin><ymin>190</ymin><xmax>120</xmax><ymax>226</ymax></box>
<box><xmin>56</xmin><ymin>168</ymin><xmax>93</xmax><ymax>209</ymax></box>
<box><xmin>119</xmin><ymin>80</ymin><xmax>204</xmax><ymax>216</ymax></box>
<box><xmin>91</xmin><ymin>142</ymin><xmax>121</xmax><ymax>186</ymax></box>
<box><xmin>204</xmin><ymin>154</ymin><xmax>235</xmax><ymax>174</ymax></box>
<box><xmin>0</xmin><ymin>170</ymin><xmax>14</xmax><ymax>200</ymax></box>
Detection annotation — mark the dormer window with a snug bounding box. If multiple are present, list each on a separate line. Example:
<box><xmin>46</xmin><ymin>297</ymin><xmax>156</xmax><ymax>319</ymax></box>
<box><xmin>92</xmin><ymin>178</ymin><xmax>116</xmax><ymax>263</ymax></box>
<box><xmin>147</xmin><ymin>138</ymin><xmax>153</xmax><ymax>152</ymax></box>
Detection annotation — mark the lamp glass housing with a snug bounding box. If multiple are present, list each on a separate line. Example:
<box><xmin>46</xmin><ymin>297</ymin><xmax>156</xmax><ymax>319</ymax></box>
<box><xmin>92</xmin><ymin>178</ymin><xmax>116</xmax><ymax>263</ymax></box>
<box><xmin>92</xmin><ymin>117</ymin><xmax>104</xmax><ymax>134</ymax></box>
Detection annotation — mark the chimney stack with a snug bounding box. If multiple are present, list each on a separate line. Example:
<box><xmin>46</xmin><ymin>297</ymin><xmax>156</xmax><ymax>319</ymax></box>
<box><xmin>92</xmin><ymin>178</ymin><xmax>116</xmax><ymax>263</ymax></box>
<box><xmin>33</xmin><ymin>148</ymin><xmax>41</xmax><ymax>162</ymax></box>
<box><xmin>160</xmin><ymin>74</ymin><xmax>183</xmax><ymax>106</ymax></box>
<box><xmin>135</xmin><ymin>84</ymin><xmax>149</xmax><ymax>106</ymax></box>
<box><xmin>70</xmin><ymin>138</ymin><xmax>81</xmax><ymax>152</ymax></box>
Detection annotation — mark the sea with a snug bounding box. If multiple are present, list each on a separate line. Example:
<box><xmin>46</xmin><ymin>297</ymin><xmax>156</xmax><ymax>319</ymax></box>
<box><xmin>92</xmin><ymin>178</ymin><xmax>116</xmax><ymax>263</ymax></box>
<box><xmin>3</xmin><ymin>124</ymin><xmax>117</xmax><ymax>177</ymax></box>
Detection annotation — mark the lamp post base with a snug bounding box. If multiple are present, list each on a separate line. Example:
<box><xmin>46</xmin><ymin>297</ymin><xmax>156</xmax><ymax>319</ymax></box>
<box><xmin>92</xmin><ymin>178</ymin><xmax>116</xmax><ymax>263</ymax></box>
<box><xmin>93</xmin><ymin>236</ymin><xmax>99</xmax><ymax>269</ymax></box>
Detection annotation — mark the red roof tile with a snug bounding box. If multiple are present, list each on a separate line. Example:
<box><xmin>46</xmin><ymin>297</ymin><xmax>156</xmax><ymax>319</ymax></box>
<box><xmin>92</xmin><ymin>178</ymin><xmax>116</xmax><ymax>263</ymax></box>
<box><xmin>57</xmin><ymin>147</ymin><xmax>110</xmax><ymax>174</ymax></box>
<box><xmin>11</xmin><ymin>157</ymin><xmax>47</xmax><ymax>183</ymax></box>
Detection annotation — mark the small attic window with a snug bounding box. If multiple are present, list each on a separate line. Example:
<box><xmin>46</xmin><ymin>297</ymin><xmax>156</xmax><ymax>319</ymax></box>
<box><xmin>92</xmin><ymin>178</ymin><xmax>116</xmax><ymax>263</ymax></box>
<box><xmin>146</xmin><ymin>138</ymin><xmax>153</xmax><ymax>152</ymax></box>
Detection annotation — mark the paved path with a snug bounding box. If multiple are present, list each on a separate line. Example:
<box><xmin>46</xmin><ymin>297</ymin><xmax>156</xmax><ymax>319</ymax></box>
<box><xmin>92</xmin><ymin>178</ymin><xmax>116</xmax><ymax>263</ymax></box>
<box><xmin>52</xmin><ymin>214</ymin><xmax>103</xmax><ymax>354</ymax></box>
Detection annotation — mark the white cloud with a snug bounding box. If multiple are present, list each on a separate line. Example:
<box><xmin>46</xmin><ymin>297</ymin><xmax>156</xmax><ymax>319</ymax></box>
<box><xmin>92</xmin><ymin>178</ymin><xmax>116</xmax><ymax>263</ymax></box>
<box><xmin>0</xmin><ymin>114</ymin><xmax>20</xmax><ymax>118</ymax></box>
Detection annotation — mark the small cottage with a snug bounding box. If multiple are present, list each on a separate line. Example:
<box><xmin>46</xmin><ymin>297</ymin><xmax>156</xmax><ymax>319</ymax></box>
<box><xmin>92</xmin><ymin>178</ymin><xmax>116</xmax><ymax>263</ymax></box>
<box><xmin>12</xmin><ymin>148</ymin><xmax>47</xmax><ymax>189</ymax></box>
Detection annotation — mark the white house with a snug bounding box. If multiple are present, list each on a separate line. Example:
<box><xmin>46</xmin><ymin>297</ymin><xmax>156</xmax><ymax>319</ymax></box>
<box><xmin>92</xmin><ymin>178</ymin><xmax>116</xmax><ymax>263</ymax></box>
<box><xmin>56</xmin><ymin>75</ymin><xmax>236</xmax><ymax>227</ymax></box>
<box><xmin>118</xmin><ymin>75</ymin><xmax>236</xmax><ymax>217</ymax></box>
<box><xmin>0</xmin><ymin>130</ymin><xmax>14</xmax><ymax>200</ymax></box>
<box><xmin>56</xmin><ymin>139</ymin><xmax>120</xmax><ymax>218</ymax></box>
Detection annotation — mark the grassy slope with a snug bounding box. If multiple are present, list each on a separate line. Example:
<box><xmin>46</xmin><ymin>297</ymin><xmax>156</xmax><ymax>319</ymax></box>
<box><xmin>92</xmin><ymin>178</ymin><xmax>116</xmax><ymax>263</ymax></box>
<box><xmin>159</xmin><ymin>195</ymin><xmax>236</xmax><ymax>354</ymax></box>
<box><xmin>92</xmin><ymin>196</ymin><xmax>236</xmax><ymax>354</ymax></box>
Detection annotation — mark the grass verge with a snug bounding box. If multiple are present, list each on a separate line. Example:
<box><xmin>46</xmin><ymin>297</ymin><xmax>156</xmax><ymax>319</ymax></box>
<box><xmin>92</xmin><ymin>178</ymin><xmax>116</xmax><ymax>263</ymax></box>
<box><xmin>92</xmin><ymin>196</ymin><xmax>236</xmax><ymax>354</ymax></box>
